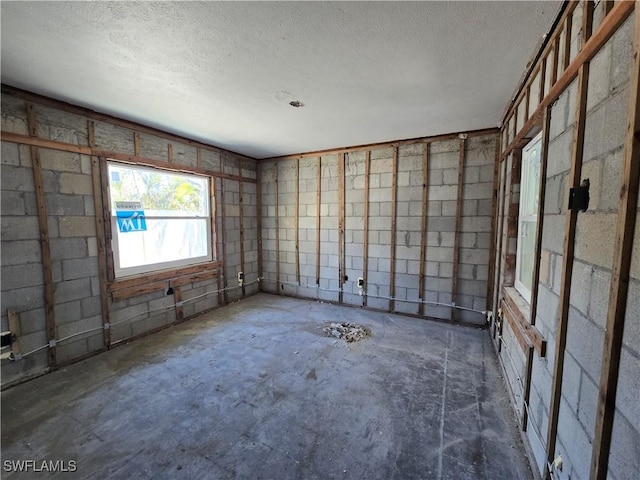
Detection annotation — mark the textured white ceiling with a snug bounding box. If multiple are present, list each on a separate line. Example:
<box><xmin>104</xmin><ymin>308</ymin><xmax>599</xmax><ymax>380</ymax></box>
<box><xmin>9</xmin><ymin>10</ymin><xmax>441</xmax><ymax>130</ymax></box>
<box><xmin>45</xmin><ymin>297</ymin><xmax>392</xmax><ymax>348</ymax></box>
<box><xmin>1</xmin><ymin>1</ymin><xmax>560</xmax><ymax>159</ymax></box>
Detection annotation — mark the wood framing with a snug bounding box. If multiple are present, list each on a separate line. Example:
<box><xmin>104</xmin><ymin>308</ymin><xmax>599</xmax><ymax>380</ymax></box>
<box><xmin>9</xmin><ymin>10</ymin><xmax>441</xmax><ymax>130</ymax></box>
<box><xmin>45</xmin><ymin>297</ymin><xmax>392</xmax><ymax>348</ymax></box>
<box><xmin>26</xmin><ymin>104</ymin><xmax>57</xmax><ymax>369</ymax></box>
<box><xmin>522</xmin><ymin>345</ymin><xmax>535</xmax><ymax>431</ymax></box>
<box><xmin>362</xmin><ymin>151</ymin><xmax>371</xmax><ymax>307</ymax></box>
<box><xmin>0</xmin><ymin>132</ymin><xmax>256</xmax><ymax>184</ymax></box>
<box><xmin>167</xmin><ymin>143</ymin><xmax>174</xmax><ymax>163</ymax></box>
<box><xmin>2</xmin><ymin>85</ymin><xmax>257</xmax><ymax>165</ymax></box>
<box><xmin>256</xmin><ymin>166</ymin><xmax>263</xmax><ymax>286</ymax></box>
<box><xmin>173</xmin><ymin>286</ymin><xmax>184</xmax><ymax>322</ymax></box>
<box><xmin>590</xmin><ymin>8</ymin><xmax>640</xmax><ymax>479</ymax></box>
<box><xmin>486</xmin><ymin>137</ymin><xmax>501</xmax><ymax>312</ymax></box>
<box><xmin>529</xmin><ymin>107</ymin><xmax>552</xmax><ymax>327</ymax></box>
<box><xmin>212</xmin><ymin>178</ymin><xmax>223</xmax><ymax>305</ymax></box>
<box><xmin>452</xmin><ymin>138</ymin><xmax>465</xmax><ymax>321</ymax></box>
<box><xmin>88</xmin><ymin>121</ymin><xmax>111</xmax><ymax>348</ymax></box>
<box><xmin>493</xmin><ymin>158</ymin><xmax>509</xmax><ymax>323</ymax></box>
<box><xmin>338</xmin><ymin>153</ymin><xmax>345</xmax><ymax>303</ymax></box>
<box><xmin>389</xmin><ymin>147</ymin><xmax>398</xmax><ymax>312</ymax></box>
<box><xmin>219</xmin><ymin>178</ymin><xmax>229</xmax><ymax>304</ymax></box>
<box><xmin>316</xmin><ymin>157</ymin><xmax>321</xmax><ymax>286</ymax></box>
<box><xmin>7</xmin><ymin>309</ymin><xmax>21</xmax><ymax>359</ymax></box>
<box><xmin>239</xmin><ymin>181</ymin><xmax>246</xmax><ymax>297</ymax></box>
<box><xmin>133</xmin><ymin>131</ymin><xmax>140</xmax><ymax>156</ymax></box>
<box><xmin>418</xmin><ymin>142</ymin><xmax>429</xmax><ymax>316</ymax></box>
<box><xmin>545</xmin><ymin>3</ymin><xmax>593</xmax><ymax>477</ymax></box>
<box><xmin>274</xmin><ymin>163</ymin><xmax>280</xmax><ymax>291</ymax></box>
<box><xmin>295</xmin><ymin>159</ymin><xmax>301</xmax><ymax>285</ymax></box>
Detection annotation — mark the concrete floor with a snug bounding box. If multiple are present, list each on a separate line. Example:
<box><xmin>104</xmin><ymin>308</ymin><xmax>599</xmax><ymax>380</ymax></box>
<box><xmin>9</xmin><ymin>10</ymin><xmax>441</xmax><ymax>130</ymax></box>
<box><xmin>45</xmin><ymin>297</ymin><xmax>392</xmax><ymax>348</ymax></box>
<box><xmin>1</xmin><ymin>294</ymin><xmax>532</xmax><ymax>479</ymax></box>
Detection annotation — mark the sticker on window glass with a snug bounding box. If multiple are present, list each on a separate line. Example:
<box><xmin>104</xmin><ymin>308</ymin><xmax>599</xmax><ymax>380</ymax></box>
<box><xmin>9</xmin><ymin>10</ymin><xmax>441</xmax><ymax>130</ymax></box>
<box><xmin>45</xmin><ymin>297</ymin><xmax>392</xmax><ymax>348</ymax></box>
<box><xmin>115</xmin><ymin>201</ymin><xmax>147</xmax><ymax>233</ymax></box>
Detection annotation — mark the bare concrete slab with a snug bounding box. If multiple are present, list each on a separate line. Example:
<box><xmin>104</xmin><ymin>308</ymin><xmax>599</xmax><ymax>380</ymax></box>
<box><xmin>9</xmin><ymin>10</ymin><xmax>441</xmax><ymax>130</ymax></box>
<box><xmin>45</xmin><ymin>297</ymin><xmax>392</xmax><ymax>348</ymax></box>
<box><xmin>1</xmin><ymin>294</ymin><xmax>532</xmax><ymax>479</ymax></box>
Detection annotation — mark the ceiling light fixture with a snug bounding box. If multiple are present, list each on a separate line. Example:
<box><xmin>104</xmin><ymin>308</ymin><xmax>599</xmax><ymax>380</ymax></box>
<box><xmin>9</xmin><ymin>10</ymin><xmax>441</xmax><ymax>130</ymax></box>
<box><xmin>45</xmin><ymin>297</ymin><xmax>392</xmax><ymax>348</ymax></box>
<box><xmin>289</xmin><ymin>100</ymin><xmax>304</xmax><ymax>108</ymax></box>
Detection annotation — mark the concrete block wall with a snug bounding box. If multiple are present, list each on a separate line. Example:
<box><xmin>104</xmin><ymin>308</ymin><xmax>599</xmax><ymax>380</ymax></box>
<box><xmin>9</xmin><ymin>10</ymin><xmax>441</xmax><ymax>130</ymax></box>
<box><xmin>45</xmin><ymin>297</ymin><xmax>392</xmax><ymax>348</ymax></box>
<box><xmin>259</xmin><ymin>133</ymin><xmax>497</xmax><ymax>325</ymax></box>
<box><xmin>494</xmin><ymin>13</ymin><xmax>639</xmax><ymax>480</ymax></box>
<box><xmin>1</xmin><ymin>92</ymin><xmax>258</xmax><ymax>387</ymax></box>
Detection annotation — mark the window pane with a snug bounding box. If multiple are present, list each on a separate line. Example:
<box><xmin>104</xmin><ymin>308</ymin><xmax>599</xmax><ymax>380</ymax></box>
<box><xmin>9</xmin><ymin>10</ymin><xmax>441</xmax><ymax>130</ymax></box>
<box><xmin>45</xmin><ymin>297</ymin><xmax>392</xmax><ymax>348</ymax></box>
<box><xmin>116</xmin><ymin>218</ymin><xmax>210</xmax><ymax>270</ymax></box>
<box><xmin>108</xmin><ymin>163</ymin><xmax>208</xmax><ymax>217</ymax></box>
<box><xmin>517</xmin><ymin>220</ymin><xmax>537</xmax><ymax>293</ymax></box>
<box><xmin>107</xmin><ymin>161</ymin><xmax>212</xmax><ymax>277</ymax></box>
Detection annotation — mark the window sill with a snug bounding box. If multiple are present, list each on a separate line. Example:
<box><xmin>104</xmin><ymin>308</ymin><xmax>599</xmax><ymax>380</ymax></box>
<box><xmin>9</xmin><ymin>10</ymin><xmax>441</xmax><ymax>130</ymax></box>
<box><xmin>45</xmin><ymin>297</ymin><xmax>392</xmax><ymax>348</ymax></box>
<box><xmin>502</xmin><ymin>286</ymin><xmax>547</xmax><ymax>357</ymax></box>
<box><xmin>109</xmin><ymin>261</ymin><xmax>223</xmax><ymax>300</ymax></box>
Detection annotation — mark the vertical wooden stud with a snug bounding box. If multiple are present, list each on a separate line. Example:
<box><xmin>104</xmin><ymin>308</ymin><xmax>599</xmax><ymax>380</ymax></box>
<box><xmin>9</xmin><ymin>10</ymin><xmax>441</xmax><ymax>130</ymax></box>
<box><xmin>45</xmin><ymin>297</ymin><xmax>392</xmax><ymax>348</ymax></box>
<box><xmin>362</xmin><ymin>151</ymin><xmax>371</xmax><ymax>307</ymax></box>
<box><xmin>295</xmin><ymin>158</ymin><xmax>301</xmax><ymax>285</ymax></box>
<box><xmin>545</xmin><ymin>4</ymin><xmax>593</xmax><ymax>477</ymax></box>
<box><xmin>487</xmin><ymin>137</ymin><xmax>501</xmax><ymax>312</ymax></box>
<box><xmin>197</xmin><ymin>148</ymin><xmax>202</xmax><ymax>169</ymax></box>
<box><xmin>338</xmin><ymin>153</ymin><xmax>345</xmax><ymax>303</ymax></box>
<box><xmin>493</xmin><ymin>158</ymin><xmax>509</xmax><ymax>335</ymax></box>
<box><xmin>529</xmin><ymin>107</ymin><xmax>552</xmax><ymax>325</ymax></box>
<box><xmin>173</xmin><ymin>286</ymin><xmax>184</xmax><ymax>322</ymax></box>
<box><xmin>167</xmin><ymin>143</ymin><xmax>173</xmax><ymax>163</ymax></box>
<box><xmin>452</xmin><ymin>137</ymin><xmax>466</xmax><ymax>321</ymax></box>
<box><xmin>316</xmin><ymin>157</ymin><xmax>322</xmax><ymax>286</ymax></box>
<box><xmin>539</xmin><ymin>57</ymin><xmax>548</xmax><ymax>104</ymax></box>
<box><xmin>239</xmin><ymin>181</ymin><xmax>246</xmax><ymax>297</ymax></box>
<box><xmin>26</xmin><ymin>104</ymin><xmax>57</xmax><ymax>369</ymax></box>
<box><xmin>275</xmin><ymin>163</ymin><xmax>280</xmax><ymax>292</ymax></box>
<box><xmin>552</xmin><ymin>36</ymin><xmax>561</xmax><ymax>85</ymax></box>
<box><xmin>88</xmin><ymin>120</ymin><xmax>111</xmax><ymax>348</ymax></box>
<box><xmin>418</xmin><ymin>142</ymin><xmax>429</xmax><ymax>316</ymax></box>
<box><xmin>212</xmin><ymin>178</ymin><xmax>223</xmax><ymax>305</ymax></box>
<box><xmin>563</xmin><ymin>14</ymin><xmax>573</xmax><ymax>70</ymax></box>
<box><xmin>7</xmin><ymin>309</ymin><xmax>21</xmax><ymax>359</ymax></box>
<box><xmin>389</xmin><ymin>146</ymin><xmax>398</xmax><ymax>312</ymax></box>
<box><xmin>219</xmin><ymin>178</ymin><xmax>229</xmax><ymax>304</ymax></box>
<box><xmin>521</xmin><ymin>346</ymin><xmax>535</xmax><ymax>430</ymax></box>
<box><xmin>590</xmin><ymin>9</ymin><xmax>640</xmax><ymax>479</ymax></box>
<box><xmin>256</xmin><ymin>165</ymin><xmax>263</xmax><ymax>288</ymax></box>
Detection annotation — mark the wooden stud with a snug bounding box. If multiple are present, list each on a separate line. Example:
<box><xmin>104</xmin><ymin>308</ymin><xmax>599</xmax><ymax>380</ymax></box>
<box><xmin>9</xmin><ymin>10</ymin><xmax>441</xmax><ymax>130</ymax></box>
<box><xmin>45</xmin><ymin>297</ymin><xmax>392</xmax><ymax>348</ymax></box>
<box><xmin>211</xmin><ymin>178</ymin><xmax>223</xmax><ymax>305</ymax></box>
<box><xmin>603</xmin><ymin>0</ymin><xmax>614</xmax><ymax>16</ymax></box>
<box><xmin>295</xmin><ymin>159</ymin><xmax>301</xmax><ymax>285</ymax></box>
<box><xmin>590</xmin><ymin>8</ymin><xmax>640</xmax><ymax>479</ymax></box>
<box><xmin>88</xmin><ymin>121</ymin><xmax>111</xmax><ymax>348</ymax></box>
<box><xmin>362</xmin><ymin>151</ymin><xmax>371</xmax><ymax>307</ymax></box>
<box><xmin>521</xmin><ymin>345</ymin><xmax>535</xmax><ymax>430</ymax></box>
<box><xmin>493</xmin><ymin>158</ymin><xmax>509</xmax><ymax>328</ymax></box>
<box><xmin>219</xmin><ymin>178</ymin><xmax>229</xmax><ymax>304</ymax></box>
<box><xmin>167</xmin><ymin>143</ymin><xmax>173</xmax><ymax>163</ymax></box>
<box><xmin>133</xmin><ymin>132</ymin><xmax>140</xmax><ymax>156</ymax></box>
<box><xmin>545</xmin><ymin>4</ymin><xmax>593</xmax><ymax>477</ymax></box>
<box><xmin>452</xmin><ymin>138</ymin><xmax>465</xmax><ymax>321</ymax></box>
<box><xmin>316</xmin><ymin>157</ymin><xmax>321</xmax><ymax>286</ymax></box>
<box><xmin>563</xmin><ymin>13</ymin><xmax>573</xmax><ymax>70</ymax></box>
<box><xmin>173</xmin><ymin>286</ymin><xmax>184</xmax><ymax>322</ymax></box>
<box><xmin>524</xmin><ymin>84</ymin><xmax>531</xmax><ymax>122</ymax></box>
<box><xmin>197</xmin><ymin>148</ymin><xmax>202</xmax><ymax>169</ymax></box>
<box><xmin>418</xmin><ymin>142</ymin><xmax>429</xmax><ymax>316</ymax></box>
<box><xmin>26</xmin><ymin>104</ymin><xmax>56</xmax><ymax>368</ymax></box>
<box><xmin>7</xmin><ymin>309</ymin><xmax>21</xmax><ymax>359</ymax></box>
<box><xmin>539</xmin><ymin>56</ymin><xmax>548</xmax><ymax>104</ymax></box>
<box><xmin>389</xmin><ymin>146</ymin><xmax>398</xmax><ymax>313</ymax></box>
<box><xmin>529</xmin><ymin>106</ymin><xmax>552</xmax><ymax>326</ymax></box>
<box><xmin>256</xmin><ymin>165</ymin><xmax>263</xmax><ymax>287</ymax></box>
<box><xmin>552</xmin><ymin>36</ymin><xmax>561</xmax><ymax>86</ymax></box>
<box><xmin>338</xmin><ymin>153</ymin><xmax>345</xmax><ymax>303</ymax></box>
<box><xmin>239</xmin><ymin>181</ymin><xmax>246</xmax><ymax>297</ymax></box>
<box><xmin>274</xmin><ymin>163</ymin><xmax>280</xmax><ymax>292</ymax></box>
<box><xmin>486</xmin><ymin>137</ymin><xmax>501</xmax><ymax>312</ymax></box>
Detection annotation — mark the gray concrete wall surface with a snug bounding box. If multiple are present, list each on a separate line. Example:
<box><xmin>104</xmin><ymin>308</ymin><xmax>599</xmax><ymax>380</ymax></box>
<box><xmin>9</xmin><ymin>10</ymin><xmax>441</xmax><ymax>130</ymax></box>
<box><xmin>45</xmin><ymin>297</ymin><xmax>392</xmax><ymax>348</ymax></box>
<box><xmin>495</xmin><ymin>13</ymin><xmax>639</xmax><ymax>480</ymax></box>
<box><xmin>259</xmin><ymin>134</ymin><xmax>497</xmax><ymax>325</ymax></box>
<box><xmin>1</xmin><ymin>93</ymin><xmax>258</xmax><ymax>387</ymax></box>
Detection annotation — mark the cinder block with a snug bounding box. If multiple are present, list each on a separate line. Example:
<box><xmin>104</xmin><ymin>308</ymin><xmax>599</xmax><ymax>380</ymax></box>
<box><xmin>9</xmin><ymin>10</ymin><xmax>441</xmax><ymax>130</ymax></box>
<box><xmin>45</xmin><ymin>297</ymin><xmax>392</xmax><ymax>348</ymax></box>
<box><xmin>1</xmin><ymin>96</ymin><xmax>28</xmax><ymax>135</ymax></box>
<box><xmin>575</xmin><ymin>213</ymin><xmax>616</xmax><ymax>269</ymax></box>
<box><xmin>547</xmin><ymin>130</ymin><xmax>573</xmax><ymax>178</ymax></box>
<box><xmin>59</xmin><ymin>216</ymin><xmax>96</xmax><ymax>238</ymax></box>
<box><xmin>610</xmin><ymin>13</ymin><xmax>634</xmax><ymax>92</ymax></box>
<box><xmin>55</xmin><ymin>278</ymin><xmax>91</xmax><ymax>304</ymax></box>
<box><xmin>2</xmin><ymin>215</ymin><xmax>39</xmax><ymax>241</ymax></box>
<box><xmin>62</xmin><ymin>257</ymin><xmax>99</xmax><ymax>281</ymax></box>
<box><xmin>586</xmin><ymin>41</ymin><xmax>612</xmax><ymax>112</ymax></box>
<box><xmin>50</xmin><ymin>237</ymin><xmax>89</xmax><ymax>260</ymax></box>
<box><xmin>46</xmin><ymin>194</ymin><xmax>86</xmax><ymax>216</ymax></box>
<box><xmin>429</xmin><ymin>185</ymin><xmax>457</xmax><ymax>201</ymax></box>
<box><xmin>1</xmin><ymin>142</ymin><xmax>20</xmax><ymax>166</ymax></box>
<box><xmin>2</xmin><ymin>165</ymin><xmax>36</xmax><ymax>192</ymax></box>
<box><xmin>1</xmin><ymin>263</ymin><xmax>44</xmax><ymax>290</ymax></box>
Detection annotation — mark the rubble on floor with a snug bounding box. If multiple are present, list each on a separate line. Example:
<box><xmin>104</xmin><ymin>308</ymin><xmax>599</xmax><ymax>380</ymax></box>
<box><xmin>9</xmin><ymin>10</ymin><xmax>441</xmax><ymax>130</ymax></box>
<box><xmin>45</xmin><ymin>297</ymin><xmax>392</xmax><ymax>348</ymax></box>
<box><xmin>322</xmin><ymin>322</ymin><xmax>371</xmax><ymax>342</ymax></box>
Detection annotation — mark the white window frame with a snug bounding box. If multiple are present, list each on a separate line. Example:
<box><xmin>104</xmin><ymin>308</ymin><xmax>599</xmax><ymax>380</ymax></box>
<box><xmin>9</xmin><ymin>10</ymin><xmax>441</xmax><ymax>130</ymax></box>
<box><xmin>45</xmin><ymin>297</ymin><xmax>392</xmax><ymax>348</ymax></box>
<box><xmin>107</xmin><ymin>161</ymin><xmax>213</xmax><ymax>278</ymax></box>
<box><xmin>515</xmin><ymin>132</ymin><xmax>542</xmax><ymax>303</ymax></box>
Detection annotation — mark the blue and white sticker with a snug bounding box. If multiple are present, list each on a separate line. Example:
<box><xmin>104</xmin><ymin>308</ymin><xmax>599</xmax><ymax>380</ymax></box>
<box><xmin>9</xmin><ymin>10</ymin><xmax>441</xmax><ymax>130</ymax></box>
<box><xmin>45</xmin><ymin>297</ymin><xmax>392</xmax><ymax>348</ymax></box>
<box><xmin>115</xmin><ymin>201</ymin><xmax>147</xmax><ymax>233</ymax></box>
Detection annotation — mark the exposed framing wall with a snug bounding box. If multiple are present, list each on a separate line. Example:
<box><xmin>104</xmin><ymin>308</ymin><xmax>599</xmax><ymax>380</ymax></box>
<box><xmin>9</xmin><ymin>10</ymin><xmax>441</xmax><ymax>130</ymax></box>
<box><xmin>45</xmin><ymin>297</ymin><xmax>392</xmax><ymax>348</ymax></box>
<box><xmin>1</xmin><ymin>87</ymin><xmax>259</xmax><ymax>388</ymax></box>
<box><xmin>491</xmin><ymin>3</ymin><xmax>639</xmax><ymax>479</ymax></box>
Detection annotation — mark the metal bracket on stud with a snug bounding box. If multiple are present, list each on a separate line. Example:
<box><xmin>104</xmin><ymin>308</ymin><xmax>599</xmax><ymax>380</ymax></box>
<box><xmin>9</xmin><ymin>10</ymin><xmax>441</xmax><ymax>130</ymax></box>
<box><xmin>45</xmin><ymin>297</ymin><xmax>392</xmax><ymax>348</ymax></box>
<box><xmin>568</xmin><ymin>179</ymin><xmax>590</xmax><ymax>212</ymax></box>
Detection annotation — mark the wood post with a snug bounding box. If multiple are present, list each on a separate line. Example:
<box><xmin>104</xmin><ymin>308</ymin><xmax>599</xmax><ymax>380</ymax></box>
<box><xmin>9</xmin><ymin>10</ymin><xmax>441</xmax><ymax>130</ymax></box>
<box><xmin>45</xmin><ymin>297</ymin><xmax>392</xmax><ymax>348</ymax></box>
<box><xmin>419</xmin><ymin>142</ymin><xmax>429</xmax><ymax>316</ymax></box>
<box><xmin>363</xmin><ymin>151</ymin><xmax>371</xmax><ymax>307</ymax></box>
<box><xmin>316</xmin><ymin>157</ymin><xmax>321</xmax><ymax>286</ymax></box>
<box><xmin>295</xmin><ymin>158</ymin><xmax>301</xmax><ymax>285</ymax></box>
<box><xmin>88</xmin><ymin>121</ymin><xmax>111</xmax><ymax>348</ymax></box>
<box><xmin>26</xmin><ymin>104</ymin><xmax>57</xmax><ymax>368</ymax></box>
<box><xmin>239</xmin><ymin>181</ymin><xmax>246</xmax><ymax>297</ymax></box>
<box><xmin>493</xmin><ymin>158</ymin><xmax>509</xmax><ymax>325</ymax></box>
<box><xmin>173</xmin><ymin>286</ymin><xmax>184</xmax><ymax>322</ymax></box>
<box><xmin>545</xmin><ymin>3</ymin><xmax>593</xmax><ymax>477</ymax></box>
<box><xmin>389</xmin><ymin>147</ymin><xmax>398</xmax><ymax>312</ymax></box>
<box><xmin>338</xmin><ymin>153</ymin><xmax>345</xmax><ymax>303</ymax></box>
<box><xmin>219</xmin><ymin>178</ymin><xmax>228</xmax><ymax>304</ymax></box>
<box><xmin>487</xmin><ymin>137</ymin><xmax>500</xmax><ymax>312</ymax></box>
<box><xmin>590</xmin><ymin>8</ymin><xmax>640</xmax><ymax>479</ymax></box>
<box><xmin>452</xmin><ymin>138</ymin><xmax>465</xmax><ymax>320</ymax></box>
<box><xmin>529</xmin><ymin>107</ymin><xmax>552</xmax><ymax>325</ymax></box>
<box><xmin>133</xmin><ymin>131</ymin><xmax>140</xmax><ymax>156</ymax></box>
<box><xmin>274</xmin><ymin>163</ymin><xmax>280</xmax><ymax>291</ymax></box>
<box><xmin>256</xmin><ymin>165</ymin><xmax>263</xmax><ymax>287</ymax></box>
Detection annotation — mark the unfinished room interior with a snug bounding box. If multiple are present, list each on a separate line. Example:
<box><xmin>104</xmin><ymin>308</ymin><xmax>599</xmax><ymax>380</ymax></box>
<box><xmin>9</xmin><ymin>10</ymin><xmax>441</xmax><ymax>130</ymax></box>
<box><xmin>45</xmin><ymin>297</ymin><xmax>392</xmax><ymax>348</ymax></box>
<box><xmin>1</xmin><ymin>1</ymin><xmax>638</xmax><ymax>479</ymax></box>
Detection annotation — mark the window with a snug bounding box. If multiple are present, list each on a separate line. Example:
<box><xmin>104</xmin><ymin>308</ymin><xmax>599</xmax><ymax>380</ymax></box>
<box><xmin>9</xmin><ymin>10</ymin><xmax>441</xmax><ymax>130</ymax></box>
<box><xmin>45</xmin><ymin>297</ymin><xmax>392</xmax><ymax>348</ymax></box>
<box><xmin>107</xmin><ymin>162</ymin><xmax>212</xmax><ymax>278</ymax></box>
<box><xmin>515</xmin><ymin>133</ymin><xmax>542</xmax><ymax>302</ymax></box>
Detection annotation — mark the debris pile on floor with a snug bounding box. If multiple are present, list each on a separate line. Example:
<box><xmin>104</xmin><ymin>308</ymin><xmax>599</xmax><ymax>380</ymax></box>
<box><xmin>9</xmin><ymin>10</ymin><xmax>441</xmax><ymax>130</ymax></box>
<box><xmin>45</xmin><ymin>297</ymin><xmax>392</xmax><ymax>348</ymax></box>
<box><xmin>322</xmin><ymin>322</ymin><xmax>371</xmax><ymax>342</ymax></box>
